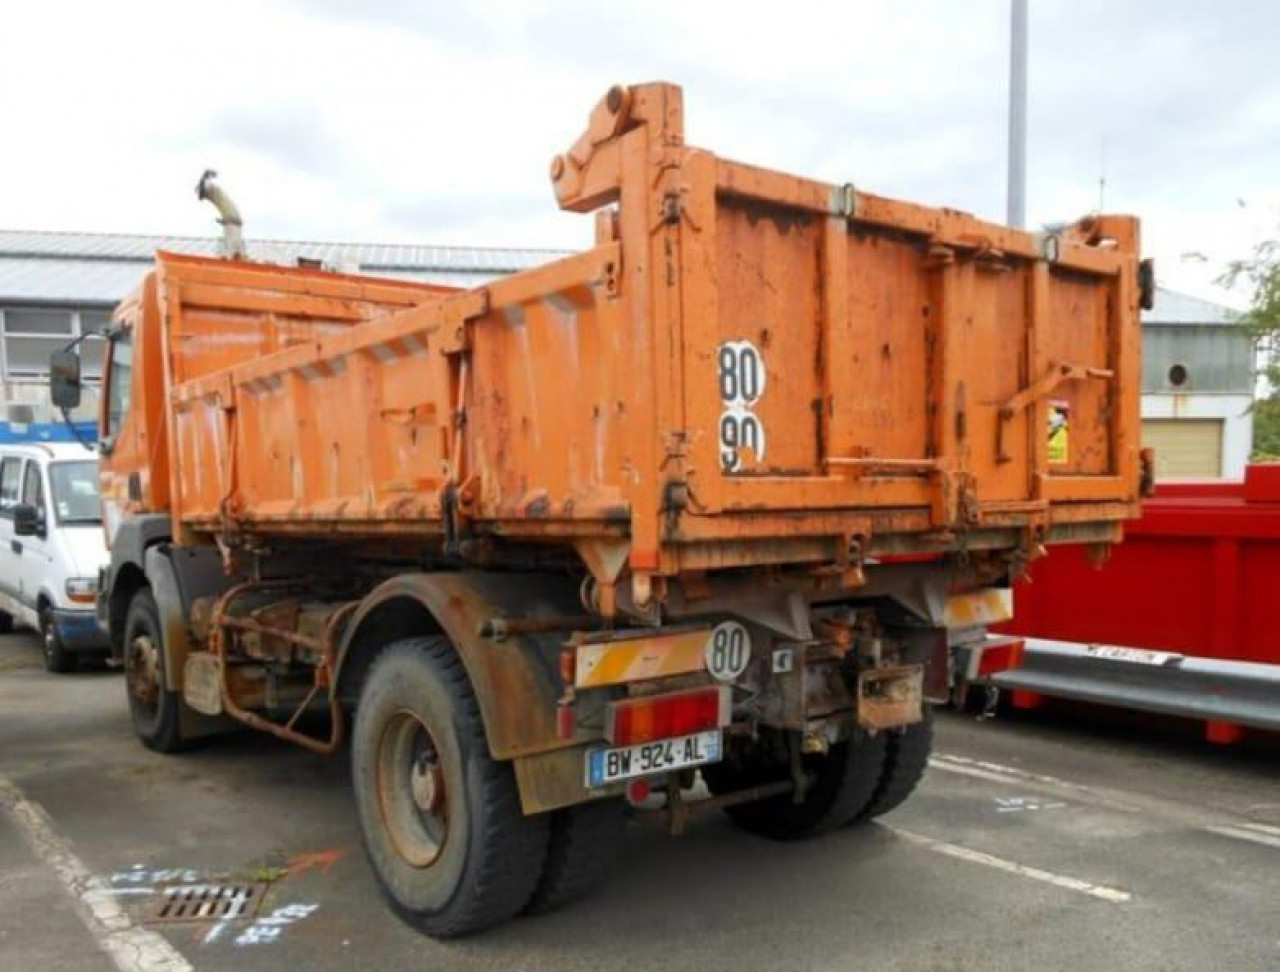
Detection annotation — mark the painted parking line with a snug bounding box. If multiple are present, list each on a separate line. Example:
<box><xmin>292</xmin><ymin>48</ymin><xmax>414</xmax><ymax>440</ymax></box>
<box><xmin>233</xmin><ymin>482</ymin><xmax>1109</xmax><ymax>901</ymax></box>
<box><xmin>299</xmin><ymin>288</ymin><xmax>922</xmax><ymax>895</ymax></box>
<box><xmin>884</xmin><ymin>825</ymin><xmax>1132</xmax><ymax>903</ymax></box>
<box><xmin>932</xmin><ymin>753</ymin><xmax>1108</xmax><ymax>797</ymax></box>
<box><xmin>0</xmin><ymin>769</ymin><xmax>194</xmax><ymax>972</ymax></box>
<box><xmin>1203</xmin><ymin>823</ymin><xmax>1280</xmax><ymax>851</ymax></box>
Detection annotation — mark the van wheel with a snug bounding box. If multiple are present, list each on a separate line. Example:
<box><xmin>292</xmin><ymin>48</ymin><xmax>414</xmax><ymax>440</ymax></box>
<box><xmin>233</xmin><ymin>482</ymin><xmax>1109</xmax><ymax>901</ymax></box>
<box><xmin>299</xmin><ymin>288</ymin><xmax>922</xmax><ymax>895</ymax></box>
<box><xmin>40</xmin><ymin>608</ymin><xmax>76</xmax><ymax>673</ymax></box>
<box><xmin>524</xmin><ymin>798</ymin><xmax>627</xmax><ymax>914</ymax></box>
<box><xmin>0</xmin><ymin>610</ymin><xmax>13</xmax><ymax>634</ymax></box>
<box><xmin>704</xmin><ymin>729</ymin><xmax>887</xmax><ymax>840</ymax></box>
<box><xmin>352</xmin><ymin>637</ymin><xmax>549</xmax><ymax>937</ymax></box>
<box><xmin>855</xmin><ymin>707</ymin><xmax>934</xmax><ymax>823</ymax></box>
<box><xmin>123</xmin><ymin>589</ymin><xmax>185</xmax><ymax>753</ymax></box>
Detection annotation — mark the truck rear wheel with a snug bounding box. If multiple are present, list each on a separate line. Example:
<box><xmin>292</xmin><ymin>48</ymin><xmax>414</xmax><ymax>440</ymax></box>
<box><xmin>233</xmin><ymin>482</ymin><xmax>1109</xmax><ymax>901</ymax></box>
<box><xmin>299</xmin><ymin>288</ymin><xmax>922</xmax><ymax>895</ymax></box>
<box><xmin>352</xmin><ymin>637</ymin><xmax>549</xmax><ymax>937</ymax></box>
<box><xmin>704</xmin><ymin>729</ymin><xmax>887</xmax><ymax>840</ymax></box>
<box><xmin>524</xmin><ymin>798</ymin><xmax>627</xmax><ymax>915</ymax></box>
<box><xmin>856</xmin><ymin>706</ymin><xmax>934</xmax><ymax>822</ymax></box>
<box><xmin>123</xmin><ymin>589</ymin><xmax>185</xmax><ymax>753</ymax></box>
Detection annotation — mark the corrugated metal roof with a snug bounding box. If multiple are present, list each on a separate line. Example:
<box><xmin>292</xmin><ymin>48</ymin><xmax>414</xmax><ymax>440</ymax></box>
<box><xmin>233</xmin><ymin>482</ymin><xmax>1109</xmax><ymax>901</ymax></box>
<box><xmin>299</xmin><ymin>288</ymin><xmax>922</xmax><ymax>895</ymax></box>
<box><xmin>0</xmin><ymin>230</ymin><xmax>569</xmax><ymax>305</ymax></box>
<box><xmin>1144</xmin><ymin>286</ymin><xmax>1240</xmax><ymax>326</ymax></box>
<box><xmin>0</xmin><ymin>231</ymin><xmax>1246</xmax><ymax>329</ymax></box>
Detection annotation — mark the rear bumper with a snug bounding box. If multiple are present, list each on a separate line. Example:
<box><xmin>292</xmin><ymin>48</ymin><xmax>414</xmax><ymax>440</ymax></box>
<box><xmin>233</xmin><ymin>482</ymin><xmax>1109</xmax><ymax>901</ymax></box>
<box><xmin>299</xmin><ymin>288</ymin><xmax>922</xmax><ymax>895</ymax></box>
<box><xmin>51</xmin><ymin>608</ymin><xmax>110</xmax><ymax>652</ymax></box>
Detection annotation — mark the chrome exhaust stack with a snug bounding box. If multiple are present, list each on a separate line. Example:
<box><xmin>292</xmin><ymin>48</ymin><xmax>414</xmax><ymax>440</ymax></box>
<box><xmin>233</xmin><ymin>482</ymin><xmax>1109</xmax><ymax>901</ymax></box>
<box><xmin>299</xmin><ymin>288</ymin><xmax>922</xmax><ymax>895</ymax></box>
<box><xmin>196</xmin><ymin>169</ymin><xmax>246</xmax><ymax>259</ymax></box>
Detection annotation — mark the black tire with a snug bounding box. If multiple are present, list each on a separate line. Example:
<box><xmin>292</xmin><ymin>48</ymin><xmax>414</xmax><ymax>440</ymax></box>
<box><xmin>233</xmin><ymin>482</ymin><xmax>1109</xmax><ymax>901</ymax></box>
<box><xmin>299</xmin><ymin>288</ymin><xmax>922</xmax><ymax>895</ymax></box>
<box><xmin>40</xmin><ymin>607</ymin><xmax>76</xmax><ymax>674</ymax></box>
<box><xmin>524</xmin><ymin>798</ymin><xmax>627</xmax><ymax>915</ymax></box>
<box><xmin>352</xmin><ymin>637</ymin><xmax>549</xmax><ymax>937</ymax></box>
<box><xmin>123</xmin><ymin>589</ymin><xmax>185</xmax><ymax>753</ymax></box>
<box><xmin>0</xmin><ymin>610</ymin><xmax>13</xmax><ymax>634</ymax></box>
<box><xmin>857</xmin><ymin>706</ymin><xmax>934</xmax><ymax>822</ymax></box>
<box><xmin>705</xmin><ymin>729</ymin><xmax>887</xmax><ymax>840</ymax></box>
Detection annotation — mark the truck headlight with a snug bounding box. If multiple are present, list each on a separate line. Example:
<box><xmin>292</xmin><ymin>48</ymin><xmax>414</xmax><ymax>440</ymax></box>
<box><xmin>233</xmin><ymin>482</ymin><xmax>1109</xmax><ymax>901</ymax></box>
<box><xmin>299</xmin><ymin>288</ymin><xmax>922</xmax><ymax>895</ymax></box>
<box><xmin>65</xmin><ymin>577</ymin><xmax>99</xmax><ymax>603</ymax></box>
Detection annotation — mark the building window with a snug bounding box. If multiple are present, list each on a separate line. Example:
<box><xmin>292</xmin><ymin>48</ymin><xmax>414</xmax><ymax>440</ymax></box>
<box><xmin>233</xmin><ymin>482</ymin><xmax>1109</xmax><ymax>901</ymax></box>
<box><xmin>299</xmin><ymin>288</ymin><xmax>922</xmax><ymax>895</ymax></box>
<box><xmin>79</xmin><ymin>311</ymin><xmax>110</xmax><ymax>380</ymax></box>
<box><xmin>0</xmin><ymin>306</ymin><xmax>108</xmax><ymax>381</ymax></box>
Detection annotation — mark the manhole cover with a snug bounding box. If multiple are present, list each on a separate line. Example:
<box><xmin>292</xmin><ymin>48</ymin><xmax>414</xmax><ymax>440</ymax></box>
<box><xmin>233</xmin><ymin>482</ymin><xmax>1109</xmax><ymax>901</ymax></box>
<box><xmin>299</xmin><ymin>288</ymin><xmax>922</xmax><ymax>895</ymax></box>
<box><xmin>145</xmin><ymin>883</ymin><xmax>267</xmax><ymax>924</ymax></box>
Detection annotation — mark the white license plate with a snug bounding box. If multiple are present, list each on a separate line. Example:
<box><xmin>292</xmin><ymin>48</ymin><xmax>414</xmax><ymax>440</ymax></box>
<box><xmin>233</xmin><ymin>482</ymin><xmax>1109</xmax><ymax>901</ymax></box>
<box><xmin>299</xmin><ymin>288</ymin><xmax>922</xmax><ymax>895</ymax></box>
<box><xmin>586</xmin><ymin>730</ymin><xmax>722</xmax><ymax>787</ymax></box>
<box><xmin>1086</xmin><ymin>644</ymin><xmax>1181</xmax><ymax>666</ymax></box>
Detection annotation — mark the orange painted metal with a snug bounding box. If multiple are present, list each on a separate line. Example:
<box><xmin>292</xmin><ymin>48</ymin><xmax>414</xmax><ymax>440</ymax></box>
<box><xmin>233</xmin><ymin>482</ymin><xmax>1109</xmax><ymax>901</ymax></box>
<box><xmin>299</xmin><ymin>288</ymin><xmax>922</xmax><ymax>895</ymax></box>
<box><xmin>100</xmin><ymin>82</ymin><xmax>1144</xmax><ymax>596</ymax></box>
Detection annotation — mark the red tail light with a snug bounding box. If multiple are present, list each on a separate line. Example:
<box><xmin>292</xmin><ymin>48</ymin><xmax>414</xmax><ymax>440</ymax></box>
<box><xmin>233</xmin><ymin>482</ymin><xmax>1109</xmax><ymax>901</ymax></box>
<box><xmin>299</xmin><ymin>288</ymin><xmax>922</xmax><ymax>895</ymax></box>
<box><xmin>605</xmin><ymin>686</ymin><xmax>730</xmax><ymax>746</ymax></box>
<box><xmin>556</xmin><ymin>704</ymin><xmax>576</xmax><ymax>740</ymax></box>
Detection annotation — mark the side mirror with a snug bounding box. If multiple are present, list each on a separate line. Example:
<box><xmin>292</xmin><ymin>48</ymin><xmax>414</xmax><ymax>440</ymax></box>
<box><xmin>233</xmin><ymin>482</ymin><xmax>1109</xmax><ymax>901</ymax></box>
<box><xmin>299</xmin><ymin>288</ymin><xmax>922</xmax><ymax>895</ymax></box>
<box><xmin>50</xmin><ymin>349</ymin><xmax>82</xmax><ymax>410</ymax></box>
<box><xmin>13</xmin><ymin>503</ymin><xmax>44</xmax><ymax>538</ymax></box>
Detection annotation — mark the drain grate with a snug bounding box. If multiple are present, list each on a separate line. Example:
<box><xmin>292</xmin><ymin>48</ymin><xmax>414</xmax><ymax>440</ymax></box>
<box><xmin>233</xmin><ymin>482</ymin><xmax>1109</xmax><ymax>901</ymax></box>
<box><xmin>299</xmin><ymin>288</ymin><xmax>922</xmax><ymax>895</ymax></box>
<box><xmin>145</xmin><ymin>883</ymin><xmax>267</xmax><ymax>924</ymax></box>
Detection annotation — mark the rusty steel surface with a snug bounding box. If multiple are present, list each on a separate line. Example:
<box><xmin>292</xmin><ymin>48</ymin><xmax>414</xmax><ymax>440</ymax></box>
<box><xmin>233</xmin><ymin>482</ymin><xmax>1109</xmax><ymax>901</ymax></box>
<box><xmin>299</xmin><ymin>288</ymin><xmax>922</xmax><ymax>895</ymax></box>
<box><xmin>208</xmin><ymin>580</ymin><xmax>349</xmax><ymax>756</ymax></box>
<box><xmin>334</xmin><ymin>572</ymin><xmax>585</xmax><ymax>760</ymax></box>
<box><xmin>98</xmin><ymin>80</ymin><xmax>1144</xmax><ymax>604</ymax></box>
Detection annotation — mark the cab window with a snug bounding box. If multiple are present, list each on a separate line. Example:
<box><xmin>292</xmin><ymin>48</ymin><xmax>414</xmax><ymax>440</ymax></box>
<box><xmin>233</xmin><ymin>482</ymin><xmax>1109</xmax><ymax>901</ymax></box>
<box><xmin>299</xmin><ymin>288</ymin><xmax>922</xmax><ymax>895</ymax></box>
<box><xmin>20</xmin><ymin>461</ymin><xmax>44</xmax><ymax>515</ymax></box>
<box><xmin>0</xmin><ymin>457</ymin><xmax>22</xmax><ymax>516</ymax></box>
<box><xmin>104</xmin><ymin>327</ymin><xmax>134</xmax><ymax>441</ymax></box>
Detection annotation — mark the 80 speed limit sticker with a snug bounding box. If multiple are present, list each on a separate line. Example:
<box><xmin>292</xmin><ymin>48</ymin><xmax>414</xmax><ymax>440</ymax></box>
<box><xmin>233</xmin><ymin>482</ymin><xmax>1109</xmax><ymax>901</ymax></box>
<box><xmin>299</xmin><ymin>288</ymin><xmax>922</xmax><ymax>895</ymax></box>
<box><xmin>717</xmin><ymin>340</ymin><xmax>767</xmax><ymax>473</ymax></box>
<box><xmin>704</xmin><ymin>620</ymin><xmax>752</xmax><ymax>682</ymax></box>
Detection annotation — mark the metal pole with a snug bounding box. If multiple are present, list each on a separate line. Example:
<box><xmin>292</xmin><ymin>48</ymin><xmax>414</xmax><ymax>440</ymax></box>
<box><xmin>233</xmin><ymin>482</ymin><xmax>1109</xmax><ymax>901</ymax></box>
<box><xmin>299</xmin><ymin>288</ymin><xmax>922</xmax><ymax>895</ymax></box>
<box><xmin>1006</xmin><ymin>0</ymin><xmax>1028</xmax><ymax>227</ymax></box>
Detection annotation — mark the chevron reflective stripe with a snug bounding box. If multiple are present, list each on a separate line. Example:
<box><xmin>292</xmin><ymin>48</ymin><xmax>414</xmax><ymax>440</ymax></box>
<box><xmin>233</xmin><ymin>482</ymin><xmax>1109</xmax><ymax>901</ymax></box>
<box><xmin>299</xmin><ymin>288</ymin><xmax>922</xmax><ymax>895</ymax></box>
<box><xmin>943</xmin><ymin>588</ymin><xmax>1013</xmax><ymax>628</ymax></box>
<box><xmin>574</xmin><ymin>629</ymin><xmax>710</xmax><ymax>689</ymax></box>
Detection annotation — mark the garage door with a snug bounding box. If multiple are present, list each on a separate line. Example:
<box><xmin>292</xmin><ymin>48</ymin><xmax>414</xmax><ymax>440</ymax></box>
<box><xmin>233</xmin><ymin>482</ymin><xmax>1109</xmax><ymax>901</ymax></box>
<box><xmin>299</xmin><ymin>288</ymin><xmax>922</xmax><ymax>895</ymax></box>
<box><xmin>1142</xmin><ymin>419</ymin><xmax>1222</xmax><ymax>479</ymax></box>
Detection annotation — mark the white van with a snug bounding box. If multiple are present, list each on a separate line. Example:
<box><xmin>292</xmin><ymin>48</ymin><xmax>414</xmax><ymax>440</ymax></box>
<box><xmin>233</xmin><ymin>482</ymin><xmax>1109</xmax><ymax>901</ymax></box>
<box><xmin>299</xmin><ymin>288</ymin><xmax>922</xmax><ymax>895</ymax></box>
<box><xmin>0</xmin><ymin>442</ymin><xmax>110</xmax><ymax>671</ymax></box>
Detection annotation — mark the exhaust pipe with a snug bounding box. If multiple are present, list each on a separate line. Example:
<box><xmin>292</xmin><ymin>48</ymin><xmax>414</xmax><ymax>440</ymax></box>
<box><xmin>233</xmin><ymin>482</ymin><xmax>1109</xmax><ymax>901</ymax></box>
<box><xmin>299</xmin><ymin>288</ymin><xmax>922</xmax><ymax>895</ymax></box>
<box><xmin>195</xmin><ymin>169</ymin><xmax>246</xmax><ymax>259</ymax></box>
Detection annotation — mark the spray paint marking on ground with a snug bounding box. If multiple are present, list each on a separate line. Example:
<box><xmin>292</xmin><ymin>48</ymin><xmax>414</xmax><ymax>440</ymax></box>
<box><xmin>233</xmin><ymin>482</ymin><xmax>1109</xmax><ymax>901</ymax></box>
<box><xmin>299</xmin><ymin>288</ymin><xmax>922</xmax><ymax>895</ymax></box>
<box><xmin>0</xmin><ymin>769</ymin><xmax>194</xmax><ymax>972</ymax></box>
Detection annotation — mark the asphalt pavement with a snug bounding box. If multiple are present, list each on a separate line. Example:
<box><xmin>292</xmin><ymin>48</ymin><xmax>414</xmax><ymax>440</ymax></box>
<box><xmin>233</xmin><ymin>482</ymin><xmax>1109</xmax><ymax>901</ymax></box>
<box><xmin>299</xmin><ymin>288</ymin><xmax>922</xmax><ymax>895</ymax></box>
<box><xmin>1</xmin><ymin>628</ymin><xmax>1276</xmax><ymax>972</ymax></box>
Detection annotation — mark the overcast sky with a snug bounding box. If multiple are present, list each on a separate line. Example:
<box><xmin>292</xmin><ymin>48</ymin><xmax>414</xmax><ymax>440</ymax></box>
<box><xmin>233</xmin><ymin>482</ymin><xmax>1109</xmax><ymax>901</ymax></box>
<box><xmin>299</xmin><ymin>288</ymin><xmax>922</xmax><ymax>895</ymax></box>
<box><xmin>3</xmin><ymin>1</ymin><xmax>1277</xmax><ymax>304</ymax></box>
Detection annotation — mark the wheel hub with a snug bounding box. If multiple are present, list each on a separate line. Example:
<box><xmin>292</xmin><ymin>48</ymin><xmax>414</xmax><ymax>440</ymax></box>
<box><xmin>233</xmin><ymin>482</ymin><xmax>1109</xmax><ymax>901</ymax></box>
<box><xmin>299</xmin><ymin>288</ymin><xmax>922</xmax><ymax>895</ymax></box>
<box><xmin>410</xmin><ymin>753</ymin><xmax>443</xmax><ymax>813</ymax></box>
<box><xmin>127</xmin><ymin>634</ymin><xmax>160</xmax><ymax>707</ymax></box>
<box><xmin>376</xmin><ymin>711</ymin><xmax>449</xmax><ymax>868</ymax></box>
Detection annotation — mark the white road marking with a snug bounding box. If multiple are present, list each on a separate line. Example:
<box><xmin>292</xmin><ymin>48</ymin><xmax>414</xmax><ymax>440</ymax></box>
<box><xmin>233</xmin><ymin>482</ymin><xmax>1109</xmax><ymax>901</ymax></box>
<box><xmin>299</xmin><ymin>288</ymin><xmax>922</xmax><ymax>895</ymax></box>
<box><xmin>929</xmin><ymin>754</ymin><xmax>1145</xmax><ymax>815</ymax></box>
<box><xmin>1204</xmin><ymin>824</ymin><xmax>1280</xmax><ymax>851</ymax></box>
<box><xmin>932</xmin><ymin>753</ymin><xmax>1100</xmax><ymax>795</ymax></box>
<box><xmin>1241</xmin><ymin>821</ymin><xmax>1280</xmax><ymax>837</ymax></box>
<box><xmin>935</xmin><ymin>753</ymin><xmax>1280</xmax><ymax>842</ymax></box>
<box><xmin>885</xmin><ymin>824</ymin><xmax>1131</xmax><ymax>903</ymax></box>
<box><xmin>993</xmin><ymin>796</ymin><xmax>1068</xmax><ymax>813</ymax></box>
<box><xmin>0</xmin><ymin>771</ymin><xmax>193</xmax><ymax>972</ymax></box>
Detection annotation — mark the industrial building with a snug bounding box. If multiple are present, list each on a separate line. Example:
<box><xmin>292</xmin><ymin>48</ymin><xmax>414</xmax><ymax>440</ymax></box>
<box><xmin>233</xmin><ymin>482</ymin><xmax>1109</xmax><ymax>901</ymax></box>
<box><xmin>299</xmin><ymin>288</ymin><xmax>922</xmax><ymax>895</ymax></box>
<box><xmin>0</xmin><ymin>229</ymin><xmax>1254</xmax><ymax>477</ymax></box>
<box><xmin>0</xmin><ymin>230</ymin><xmax>559</xmax><ymax>437</ymax></box>
<box><xmin>1140</xmin><ymin>287</ymin><xmax>1254</xmax><ymax>478</ymax></box>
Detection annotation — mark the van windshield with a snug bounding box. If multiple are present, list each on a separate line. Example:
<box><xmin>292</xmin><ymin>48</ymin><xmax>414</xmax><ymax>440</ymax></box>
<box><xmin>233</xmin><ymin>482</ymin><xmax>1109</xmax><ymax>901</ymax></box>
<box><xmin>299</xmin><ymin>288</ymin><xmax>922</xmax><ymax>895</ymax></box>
<box><xmin>49</xmin><ymin>461</ymin><xmax>101</xmax><ymax>525</ymax></box>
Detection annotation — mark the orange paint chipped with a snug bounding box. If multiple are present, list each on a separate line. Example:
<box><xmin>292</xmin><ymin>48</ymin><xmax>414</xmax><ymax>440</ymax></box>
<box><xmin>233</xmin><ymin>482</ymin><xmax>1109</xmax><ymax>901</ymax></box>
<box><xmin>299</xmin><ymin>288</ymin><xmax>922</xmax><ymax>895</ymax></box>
<box><xmin>99</xmin><ymin>82</ymin><xmax>1144</xmax><ymax>583</ymax></box>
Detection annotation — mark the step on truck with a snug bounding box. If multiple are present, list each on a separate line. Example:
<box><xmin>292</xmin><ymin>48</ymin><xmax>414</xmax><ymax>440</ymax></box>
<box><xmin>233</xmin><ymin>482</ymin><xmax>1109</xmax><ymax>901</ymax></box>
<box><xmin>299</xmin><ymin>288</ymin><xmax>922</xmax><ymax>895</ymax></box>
<box><xmin>50</xmin><ymin>82</ymin><xmax>1151</xmax><ymax>936</ymax></box>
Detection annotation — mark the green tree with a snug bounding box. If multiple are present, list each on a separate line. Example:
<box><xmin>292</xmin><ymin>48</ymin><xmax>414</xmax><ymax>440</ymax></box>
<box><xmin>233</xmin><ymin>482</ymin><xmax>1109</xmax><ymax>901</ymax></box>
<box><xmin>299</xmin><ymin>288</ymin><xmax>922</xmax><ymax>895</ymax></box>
<box><xmin>1220</xmin><ymin>233</ymin><xmax>1280</xmax><ymax>460</ymax></box>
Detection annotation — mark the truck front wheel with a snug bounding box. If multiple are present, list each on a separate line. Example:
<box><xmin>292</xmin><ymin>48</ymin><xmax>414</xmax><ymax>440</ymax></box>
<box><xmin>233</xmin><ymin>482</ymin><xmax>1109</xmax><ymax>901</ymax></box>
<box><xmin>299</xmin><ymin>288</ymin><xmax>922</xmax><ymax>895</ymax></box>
<box><xmin>123</xmin><ymin>589</ymin><xmax>185</xmax><ymax>753</ymax></box>
<box><xmin>351</xmin><ymin>637</ymin><xmax>550</xmax><ymax>937</ymax></box>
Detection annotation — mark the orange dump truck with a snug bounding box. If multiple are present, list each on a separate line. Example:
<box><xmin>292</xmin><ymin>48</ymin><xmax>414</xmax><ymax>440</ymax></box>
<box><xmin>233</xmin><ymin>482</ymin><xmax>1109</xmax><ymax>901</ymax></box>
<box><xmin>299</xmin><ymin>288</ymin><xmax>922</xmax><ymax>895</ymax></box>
<box><xmin>51</xmin><ymin>82</ymin><xmax>1150</xmax><ymax>935</ymax></box>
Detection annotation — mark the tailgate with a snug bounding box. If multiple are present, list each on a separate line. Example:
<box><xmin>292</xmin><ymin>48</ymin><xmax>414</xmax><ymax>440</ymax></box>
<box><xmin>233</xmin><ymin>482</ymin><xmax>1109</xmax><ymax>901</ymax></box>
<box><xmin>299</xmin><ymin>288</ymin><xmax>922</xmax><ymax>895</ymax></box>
<box><xmin>677</xmin><ymin>159</ymin><xmax>1144</xmax><ymax>527</ymax></box>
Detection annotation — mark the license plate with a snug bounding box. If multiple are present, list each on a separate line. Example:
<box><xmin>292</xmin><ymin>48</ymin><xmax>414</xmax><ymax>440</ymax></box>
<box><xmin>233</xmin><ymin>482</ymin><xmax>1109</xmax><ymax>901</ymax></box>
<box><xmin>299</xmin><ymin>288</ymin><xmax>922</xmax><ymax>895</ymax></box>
<box><xmin>1086</xmin><ymin>644</ymin><xmax>1180</xmax><ymax>666</ymax></box>
<box><xmin>585</xmin><ymin>730</ymin><xmax>722</xmax><ymax>787</ymax></box>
